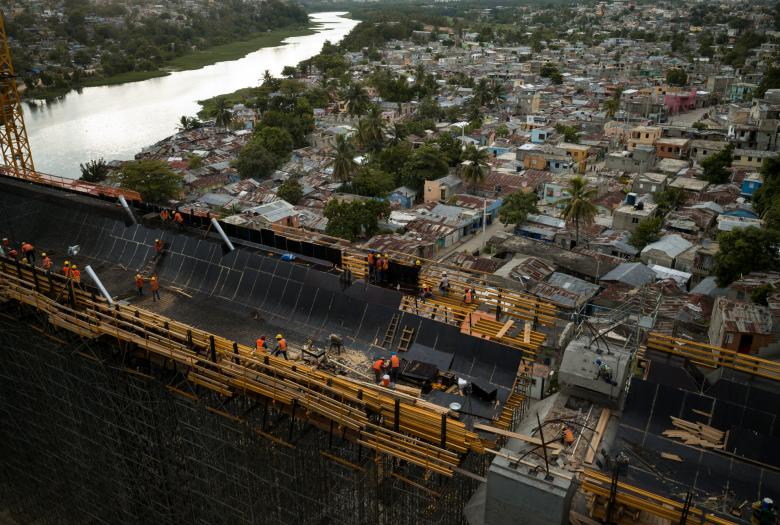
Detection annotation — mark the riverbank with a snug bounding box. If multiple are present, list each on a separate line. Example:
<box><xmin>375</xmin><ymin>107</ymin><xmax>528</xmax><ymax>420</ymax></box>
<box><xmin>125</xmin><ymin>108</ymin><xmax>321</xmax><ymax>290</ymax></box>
<box><xmin>24</xmin><ymin>24</ymin><xmax>316</xmax><ymax>99</ymax></box>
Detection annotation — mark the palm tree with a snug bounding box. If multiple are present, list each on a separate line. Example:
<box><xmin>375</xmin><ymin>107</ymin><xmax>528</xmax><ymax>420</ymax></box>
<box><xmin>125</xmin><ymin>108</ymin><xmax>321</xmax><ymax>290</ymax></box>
<box><xmin>388</xmin><ymin>123</ymin><xmax>406</xmax><ymax>145</ymax></box>
<box><xmin>473</xmin><ymin>78</ymin><xmax>491</xmax><ymax>107</ymax></box>
<box><xmin>356</xmin><ymin>105</ymin><xmax>386</xmax><ymax>152</ymax></box>
<box><xmin>603</xmin><ymin>98</ymin><xmax>620</xmax><ymax>118</ymax></box>
<box><xmin>343</xmin><ymin>82</ymin><xmax>370</xmax><ymax>117</ymax></box>
<box><xmin>460</xmin><ymin>144</ymin><xmax>490</xmax><ymax>193</ymax></box>
<box><xmin>559</xmin><ymin>176</ymin><xmax>598</xmax><ymax>247</ymax></box>
<box><xmin>490</xmin><ymin>81</ymin><xmax>507</xmax><ymax>108</ymax></box>
<box><xmin>211</xmin><ymin>97</ymin><xmax>232</xmax><ymax>130</ymax></box>
<box><xmin>328</xmin><ymin>134</ymin><xmax>358</xmax><ymax>183</ymax></box>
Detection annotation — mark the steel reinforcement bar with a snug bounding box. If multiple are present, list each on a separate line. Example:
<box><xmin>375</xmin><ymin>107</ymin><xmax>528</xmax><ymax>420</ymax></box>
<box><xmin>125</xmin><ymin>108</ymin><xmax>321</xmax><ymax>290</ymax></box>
<box><xmin>0</xmin><ymin>258</ymin><xmax>483</xmax><ymax>475</ymax></box>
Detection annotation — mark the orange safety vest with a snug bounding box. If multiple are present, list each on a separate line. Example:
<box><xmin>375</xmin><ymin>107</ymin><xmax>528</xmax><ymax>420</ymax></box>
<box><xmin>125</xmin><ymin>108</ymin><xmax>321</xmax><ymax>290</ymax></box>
<box><xmin>160</xmin><ymin>209</ymin><xmax>169</xmax><ymax>221</ymax></box>
<box><xmin>465</xmin><ymin>290</ymin><xmax>472</xmax><ymax>304</ymax></box>
<box><xmin>390</xmin><ymin>355</ymin><xmax>400</xmax><ymax>368</ymax></box>
<box><xmin>367</xmin><ymin>253</ymin><xmax>374</xmax><ymax>265</ymax></box>
<box><xmin>174</xmin><ymin>212</ymin><xmax>184</xmax><ymax>224</ymax></box>
<box><xmin>382</xmin><ymin>259</ymin><xmax>389</xmax><ymax>270</ymax></box>
<box><xmin>563</xmin><ymin>428</ymin><xmax>575</xmax><ymax>444</ymax></box>
<box><xmin>71</xmin><ymin>270</ymin><xmax>81</xmax><ymax>283</ymax></box>
<box><xmin>375</xmin><ymin>257</ymin><xmax>382</xmax><ymax>269</ymax></box>
<box><xmin>150</xmin><ymin>278</ymin><xmax>159</xmax><ymax>291</ymax></box>
<box><xmin>135</xmin><ymin>275</ymin><xmax>144</xmax><ymax>288</ymax></box>
<box><xmin>372</xmin><ymin>359</ymin><xmax>385</xmax><ymax>371</ymax></box>
<box><xmin>7</xmin><ymin>249</ymin><xmax>17</xmax><ymax>258</ymax></box>
<box><xmin>256</xmin><ymin>338</ymin><xmax>267</xmax><ymax>350</ymax></box>
<box><xmin>155</xmin><ymin>240</ymin><xmax>163</xmax><ymax>252</ymax></box>
<box><xmin>42</xmin><ymin>257</ymin><xmax>52</xmax><ymax>270</ymax></box>
<box><xmin>63</xmin><ymin>266</ymin><xmax>70</xmax><ymax>277</ymax></box>
<box><xmin>21</xmin><ymin>243</ymin><xmax>33</xmax><ymax>253</ymax></box>
<box><xmin>277</xmin><ymin>338</ymin><xmax>287</xmax><ymax>350</ymax></box>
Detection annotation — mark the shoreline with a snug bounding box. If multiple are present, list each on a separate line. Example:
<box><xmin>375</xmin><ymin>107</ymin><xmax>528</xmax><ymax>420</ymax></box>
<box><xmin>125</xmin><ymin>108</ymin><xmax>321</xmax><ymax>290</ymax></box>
<box><xmin>24</xmin><ymin>24</ymin><xmax>317</xmax><ymax>100</ymax></box>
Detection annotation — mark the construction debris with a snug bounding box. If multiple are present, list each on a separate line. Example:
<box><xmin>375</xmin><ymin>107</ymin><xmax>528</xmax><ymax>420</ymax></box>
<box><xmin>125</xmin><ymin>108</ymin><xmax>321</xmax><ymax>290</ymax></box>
<box><xmin>662</xmin><ymin>417</ymin><xmax>726</xmax><ymax>449</ymax></box>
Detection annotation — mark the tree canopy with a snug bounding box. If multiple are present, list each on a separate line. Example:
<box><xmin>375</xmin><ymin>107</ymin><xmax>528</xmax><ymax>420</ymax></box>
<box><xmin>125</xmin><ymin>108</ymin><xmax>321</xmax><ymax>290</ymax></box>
<box><xmin>79</xmin><ymin>158</ymin><xmax>109</xmax><ymax>183</ymax></box>
<box><xmin>714</xmin><ymin>227</ymin><xmax>780</xmax><ymax>287</ymax></box>
<box><xmin>629</xmin><ymin>216</ymin><xmax>663</xmax><ymax>249</ymax></box>
<box><xmin>666</xmin><ymin>68</ymin><xmax>688</xmax><ymax>86</ymax></box>
<box><xmin>277</xmin><ymin>177</ymin><xmax>303</xmax><ymax>205</ymax></box>
<box><xmin>111</xmin><ymin>160</ymin><xmax>182</xmax><ymax>203</ymax></box>
<box><xmin>235</xmin><ymin>139</ymin><xmax>279</xmax><ymax>180</ymax></box>
<box><xmin>500</xmin><ymin>191</ymin><xmax>539</xmax><ymax>226</ymax></box>
<box><xmin>400</xmin><ymin>144</ymin><xmax>450</xmax><ymax>191</ymax></box>
<box><xmin>324</xmin><ymin>199</ymin><xmax>390</xmax><ymax>241</ymax></box>
<box><xmin>701</xmin><ymin>144</ymin><xmax>734</xmax><ymax>184</ymax></box>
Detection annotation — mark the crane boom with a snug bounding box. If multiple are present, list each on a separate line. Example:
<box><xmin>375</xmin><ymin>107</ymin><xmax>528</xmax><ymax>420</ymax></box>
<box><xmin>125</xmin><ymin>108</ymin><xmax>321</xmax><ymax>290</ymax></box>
<box><xmin>0</xmin><ymin>14</ymin><xmax>35</xmax><ymax>180</ymax></box>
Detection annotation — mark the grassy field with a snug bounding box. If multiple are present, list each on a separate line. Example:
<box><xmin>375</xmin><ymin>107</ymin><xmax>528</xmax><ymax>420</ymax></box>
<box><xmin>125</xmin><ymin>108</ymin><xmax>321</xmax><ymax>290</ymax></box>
<box><xmin>197</xmin><ymin>87</ymin><xmax>261</xmax><ymax>118</ymax></box>
<box><xmin>83</xmin><ymin>25</ymin><xmax>314</xmax><ymax>89</ymax></box>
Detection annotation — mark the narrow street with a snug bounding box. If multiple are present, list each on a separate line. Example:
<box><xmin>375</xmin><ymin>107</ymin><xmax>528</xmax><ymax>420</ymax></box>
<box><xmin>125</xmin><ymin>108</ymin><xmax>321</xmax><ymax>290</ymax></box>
<box><xmin>436</xmin><ymin>219</ymin><xmax>511</xmax><ymax>261</ymax></box>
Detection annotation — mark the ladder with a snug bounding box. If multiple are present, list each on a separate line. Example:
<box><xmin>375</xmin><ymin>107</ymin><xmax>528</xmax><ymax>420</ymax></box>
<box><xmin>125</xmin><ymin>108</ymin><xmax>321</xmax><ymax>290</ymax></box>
<box><xmin>397</xmin><ymin>327</ymin><xmax>415</xmax><ymax>352</ymax></box>
<box><xmin>382</xmin><ymin>314</ymin><xmax>400</xmax><ymax>348</ymax></box>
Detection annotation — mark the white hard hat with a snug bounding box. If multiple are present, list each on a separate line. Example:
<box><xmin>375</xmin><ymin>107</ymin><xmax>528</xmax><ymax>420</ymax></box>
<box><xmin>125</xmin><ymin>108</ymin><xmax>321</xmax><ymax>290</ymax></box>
<box><xmin>764</xmin><ymin>498</ymin><xmax>774</xmax><ymax>505</ymax></box>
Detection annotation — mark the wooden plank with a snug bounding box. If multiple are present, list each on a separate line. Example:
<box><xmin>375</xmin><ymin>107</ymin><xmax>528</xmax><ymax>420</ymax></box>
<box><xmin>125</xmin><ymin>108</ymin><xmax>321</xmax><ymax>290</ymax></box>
<box><xmin>660</xmin><ymin>452</ymin><xmax>683</xmax><ymax>462</ymax></box>
<box><xmin>495</xmin><ymin>319</ymin><xmax>514</xmax><ymax>339</ymax></box>
<box><xmin>474</xmin><ymin>423</ymin><xmax>563</xmax><ymax>450</ymax></box>
<box><xmin>585</xmin><ymin>408</ymin><xmax>610</xmax><ymax>464</ymax></box>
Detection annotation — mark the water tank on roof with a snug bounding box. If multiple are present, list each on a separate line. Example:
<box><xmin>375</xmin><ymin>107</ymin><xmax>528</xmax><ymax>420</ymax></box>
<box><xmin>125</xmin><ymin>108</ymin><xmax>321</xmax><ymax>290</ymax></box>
<box><xmin>625</xmin><ymin>192</ymin><xmax>637</xmax><ymax>206</ymax></box>
<box><xmin>635</xmin><ymin>201</ymin><xmax>644</xmax><ymax>211</ymax></box>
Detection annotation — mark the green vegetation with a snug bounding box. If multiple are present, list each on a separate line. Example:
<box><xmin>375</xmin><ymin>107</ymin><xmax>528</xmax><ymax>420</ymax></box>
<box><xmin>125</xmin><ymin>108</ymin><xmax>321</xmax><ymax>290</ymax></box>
<box><xmin>460</xmin><ymin>144</ymin><xmax>490</xmax><ymax>193</ymax></box>
<box><xmin>324</xmin><ymin>199</ymin><xmax>390</xmax><ymax>241</ymax></box>
<box><xmin>559</xmin><ymin>176</ymin><xmax>597</xmax><ymax>246</ymax></box>
<box><xmin>277</xmin><ymin>177</ymin><xmax>304</xmax><ymax>205</ymax></box>
<box><xmin>666</xmin><ymin>68</ymin><xmax>688</xmax><ymax>87</ymax></box>
<box><xmin>714</xmin><ymin>227</ymin><xmax>780</xmax><ymax>287</ymax></box>
<box><xmin>555</xmin><ymin>123</ymin><xmax>579</xmax><ymax>143</ymax></box>
<box><xmin>629</xmin><ymin>217</ymin><xmax>663</xmax><ymax>250</ymax></box>
<box><xmin>111</xmin><ymin>160</ymin><xmax>182</xmax><ymax>203</ymax></box>
<box><xmin>79</xmin><ymin>158</ymin><xmax>109</xmax><ymax>183</ymax></box>
<box><xmin>653</xmin><ymin>187</ymin><xmax>687</xmax><ymax>214</ymax></box>
<box><xmin>329</xmin><ymin>135</ymin><xmax>359</xmax><ymax>183</ymax></box>
<box><xmin>754</xmin><ymin>155</ymin><xmax>780</xmax><ymax>230</ymax></box>
<box><xmin>500</xmin><ymin>192</ymin><xmax>540</xmax><ymax>226</ymax></box>
<box><xmin>399</xmin><ymin>144</ymin><xmax>450</xmax><ymax>192</ymax></box>
<box><xmin>701</xmin><ymin>144</ymin><xmax>734</xmax><ymax>184</ymax></box>
<box><xmin>235</xmin><ymin>137</ymin><xmax>280</xmax><ymax>180</ymax></box>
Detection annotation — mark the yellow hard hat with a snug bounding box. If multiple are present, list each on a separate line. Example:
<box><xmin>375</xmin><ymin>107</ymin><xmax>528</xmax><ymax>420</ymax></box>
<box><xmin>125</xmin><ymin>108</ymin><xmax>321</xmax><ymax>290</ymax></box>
<box><xmin>65</xmin><ymin>261</ymin><xmax>70</xmax><ymax>265</ymax></box>
<box><xmin>42</xmin><ymin>252</ymin><xmax>47</xmax><ymax>257</ymax></box>
<box><xmin>155</xmin><ymin>239</ymin><xmax>160</xmax><ymax>242</ymax></box>
<box><xmin>72</xmin><ymin>265</ymin><xmax>77</xmax><ymax>269</ymax></box>
<box><xmin>276</xmin><ymin>334</ymin><xmax>283</xmax><ymax>339</ymax></box>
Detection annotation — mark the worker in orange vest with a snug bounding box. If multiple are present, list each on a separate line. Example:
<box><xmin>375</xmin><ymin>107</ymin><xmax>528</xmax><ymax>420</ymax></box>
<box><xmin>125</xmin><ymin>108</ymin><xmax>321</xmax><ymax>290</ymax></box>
<box><xmin>382</xmin><ymin>254</ymin><xmax>389</xmax><ymax>283</ymax></box>
<box><xmin>562</xmin><ymin>427</ymin><xmax>575</xmax><ymax>446</ymax></box>
<box><xmin>256</xmin><ymin>335</ymin><xmax>268</xmax><ymax>353</ymax></box>
<box><xmin>367</xmin><ymin>251</ymin><xmax>375</xmax><ymax>279</ymax></box>
<box><xmin>375</xmin><ymin>255</ymin><xmax>383</xmax><ymax>283</ymax></box>
<box><xmin>463</xmin><ymin>288</ymin><xmax>473</xmax><ymax>304</ymax></box>
<box><xmin>41</xmin><ymin>252</ymin><xmax>52</xmax><ymax>273</ymax></box>
<box><xmin>63</xmin><ymin>261</ymin><xmax>71</xmax><ymax>278</ymax></box>
<box><xmin>135</xmin><ymin>273</ymin><xmax>145</xmax><ymax>296</ymax></box>
<box><xmin>372</xmin><ymin>357</ymin><xmax>386</xmax><ymax>384</ymax></box>
<box><xmin>389</xmin><ymin>352</ymin><xmax>400</xmax><ymax>383</ymax></box>
<box><xmin>150</xmin><ymin>274</ymin><xmax>161</xmax><ymax>301</ymax></box>
<box><xmin>160</xmin><ymin>209</ymin><xmax>170</xmax><ymax>222</ymax></box>
<box><xmin>7</xmin><ymin>246</ymin><xmax>18</xmax><ymax>259</ymax></box>
<box><xmin>154</xmin><ymin>238</ymin><xmax>164</xmax><ymax>254</ymax></box>
<box><xmin>70</xmin><ymin>265</ymin><xmax>81</xmax><ymax>284</ymax></box>
<box><xmin>21</xmin><ymin>241</ymin><xmax>35</xmax><ymax>263</ymax></box>
<box><xmin>173</xmin><ymin>210</ymin><xmax>184</xmax><ymax>230</ymax></box>
<box><xmin>272</xmin><ymin>334</ymin><xmax>288</xmax><ymax>360</ymax></box>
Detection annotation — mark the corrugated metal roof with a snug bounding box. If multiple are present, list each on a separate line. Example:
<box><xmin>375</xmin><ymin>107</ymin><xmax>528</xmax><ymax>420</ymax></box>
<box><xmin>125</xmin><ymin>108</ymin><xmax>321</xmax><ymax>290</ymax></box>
<box><xmin>641</xmin><ymin>234</ymin><xmax>692</xmax><ymax>258</ymax></box>
<box><xmin>600</xmin><ymin>262</ymin><xmax>656</xmax><ymax>287</ymax></box>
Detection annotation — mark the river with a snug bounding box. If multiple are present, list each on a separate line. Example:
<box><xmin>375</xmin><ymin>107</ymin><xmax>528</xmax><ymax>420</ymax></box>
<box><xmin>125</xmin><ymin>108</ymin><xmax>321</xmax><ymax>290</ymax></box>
<box><xmin>22</xmin><ymin>12</ymin><xmax>358</xmax><ymax>179</ymax></box>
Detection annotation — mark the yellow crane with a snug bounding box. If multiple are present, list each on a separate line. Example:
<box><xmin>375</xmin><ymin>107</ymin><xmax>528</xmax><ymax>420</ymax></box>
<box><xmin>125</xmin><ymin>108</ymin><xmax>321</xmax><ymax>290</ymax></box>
<box><xmin>0</xmin><ymin>13</ymin><xmax>36</xmax><ymax>180</ymax></box>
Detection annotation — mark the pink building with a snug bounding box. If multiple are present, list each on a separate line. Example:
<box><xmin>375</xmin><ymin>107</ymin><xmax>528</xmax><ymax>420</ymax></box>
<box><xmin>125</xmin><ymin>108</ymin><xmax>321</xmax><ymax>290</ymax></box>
<box><xmin>664</xmin><ymin>88</ymin><xmax>697</xmax><ymax>115</ymax></box>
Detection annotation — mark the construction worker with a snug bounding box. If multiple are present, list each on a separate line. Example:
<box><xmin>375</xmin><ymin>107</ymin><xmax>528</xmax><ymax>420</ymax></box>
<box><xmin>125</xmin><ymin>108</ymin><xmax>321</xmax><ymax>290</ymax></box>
<box><xmin>414</xmin><ymin>259</ymin><xmax>421</xmax><ymax>270</ymax></box>
<box><xmin>463</xmin><ymin>288</ymin><xmax>473</xmax><ymax>304</ymax></box>
<box><xmin>150</xmin><ymin>274</ymin><xmax>160</xmax><ymax>301</ymax></box>
<box><xmin>381</xmin><ymin>253</ymin><xmax>389</xmax><ymax>283</ymax></box>
<box><xmin>173</xmin><ymin>210</ymin><xmax>185</xmax><ymax>230</ymax></box>
<box><xmin>367</xmin><ymin>251</ymin><xmax>375</xmax><ymax>279</ymax></box>
<box><xmin>154</xmin><ymin>239</ymin><xmax>164</xmax><ymax>254</ymax></box>
<box><xmin>21</xmin><ymin>241</ymin><xmax>35</xmax><ymax>263</ymax></box>
<box><xmin>374</xmin><ymin>254</ymin><xmax>383</xmax><ymax>283</ymax></box>
<box><xmin>135</xmin><ymin>273</ymin><xmax>144</xmax><ymax>296</ymax></box>
<box><xmin>595</xmin><ymin>359</ymin><xmax>616</xmax><ymax>385</ymax></box>
<box><xmin>0</xmin><ymin>237</ymin><xmax>9</xmax><ymax>256</ymax></box>
<box><xmin>381</xmin><ymin>373</ymin><xmax>392</xmax><ymax>388</ymax></box>
<box><xmin>372</xmin><ymin>357</ymin><xmax>386</xmax><ymax>384</ymax></box>
<box><xmin>6</xmin><ymin>245</ymin><xmax>18</xmax><ymax>259</ymax></box>
<box><xmin>256</xmin><ymin>336</ymin><xmax>268</xmax><ymax>353</ymax></box>
<box><xmin>439</xmin><ymin>272</ymin><xmax>450</xmax><ymax>296</ymax></box>
<box><xmin>70</xmin><ymin>265</ymin><xmax>81</xmax><ymax>284</ymax></box>
<box><xmin>41</xmin><ymin>252</ymin><xmax>52</xmax><ymax>273</ymax></box>
<box><xmin>752</xmin><ymin>498</ymin><xmax>776</xmax><ymax>525</ymax></box>
<box><xmin>63</xmin><ymin>261</ymin><xmax>71</xmax><ymax>278</ymax></box>
<box><xmin>389</xmin><ymin>352</ymin><xmax>400</xmax><ymax>383</ymax></box>
<box><xmin>562</xmin><ymin>427</ymin><xmax>575</xmax><ymax>446</ymax></box>
<box><xmin>421</xmin><ymin>284</ymin><xmax>433</xmax><ymax>301</ymax></box>
<box><xmin>160</xmin><ymin>208</ymin><xmax>170</xmax><ymax>222</ymax></box>
<box><xmin>272</xmin><ymin>334</ymin><xmax>288</xmax><ymax>360</ymax></box>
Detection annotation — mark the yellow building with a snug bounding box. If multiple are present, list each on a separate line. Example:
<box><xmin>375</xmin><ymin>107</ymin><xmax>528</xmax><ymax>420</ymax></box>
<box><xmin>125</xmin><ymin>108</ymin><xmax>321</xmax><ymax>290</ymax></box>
<box><xmin>628</xmin><ymin>125</ymin><xmax>662</xmax><ymax>151</ymax></box>
<box><xmin>559</xmin><ymin>142</ymin><xmax>591</xmax><ymax>173</ymax></box>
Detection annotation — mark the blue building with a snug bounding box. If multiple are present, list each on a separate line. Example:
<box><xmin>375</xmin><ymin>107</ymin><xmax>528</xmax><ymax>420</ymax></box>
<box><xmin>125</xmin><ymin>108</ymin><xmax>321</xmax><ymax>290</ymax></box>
<box><xmin>387</xmin><ymin>186</ymin><xmax>417</xmax><ymax>209</ymax></box>
<box><xmin>740</xmin><ymin>175</ymin><xmax>762</xmax><ymax>198</ymax></box>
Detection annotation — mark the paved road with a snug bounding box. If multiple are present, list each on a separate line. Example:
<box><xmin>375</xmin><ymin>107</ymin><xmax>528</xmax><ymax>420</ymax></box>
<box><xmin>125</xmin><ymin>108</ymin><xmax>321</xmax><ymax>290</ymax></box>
<box><xmin>436</xmin><ymin>219</ymin><xmax>511</xmax><ymax>261</ymax></box>
<box><xmin>666</xmin><ymin>106</ymin><xmax>713</xmax><ymax>126</ymax></box>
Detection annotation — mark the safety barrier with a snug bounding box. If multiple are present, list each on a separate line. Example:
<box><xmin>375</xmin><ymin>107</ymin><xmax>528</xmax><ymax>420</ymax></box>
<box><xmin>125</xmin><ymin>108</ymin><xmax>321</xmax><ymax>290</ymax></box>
<box><xmin>0</xmin><ymin>165</ymin><xmax>142</xmax><ymax>202</ymax></box>
<box><xmin>647</xmin><ymin>332</ymin><xmax>780</xmax><ymax>383</ymax></box>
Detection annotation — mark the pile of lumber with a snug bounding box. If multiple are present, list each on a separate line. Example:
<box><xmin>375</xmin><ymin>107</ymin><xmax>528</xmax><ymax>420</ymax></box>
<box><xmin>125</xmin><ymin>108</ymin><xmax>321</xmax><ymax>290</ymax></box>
<box><xmin>662</xmin><ymin>417</ymin><xmax>726</xmax><ymax>449</ymax></box>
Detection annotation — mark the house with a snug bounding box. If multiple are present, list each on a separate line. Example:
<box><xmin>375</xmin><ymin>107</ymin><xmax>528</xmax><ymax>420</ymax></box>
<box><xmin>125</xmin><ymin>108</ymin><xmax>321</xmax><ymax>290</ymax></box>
<box><xmin>631</xmin><ymin>172</ymin><xmax>668</xmax><ymax>195</ymax></box>
<box><xmin>690</xmin><ymin>140</ymin><xmax>729</xmax><ymax>163</ymax></box>
<box><xmin>387</xmin><ymin>186</ymin><xmax>417</xmax><ymax>209</ymax></box>
<box><xmin>654</xmin><ymin>137</ymin><xmax>689</xmax><ymax>160</ymax></box>
<box><xmin>599</xmin><ymin>262</ymin><xmax>656</xmax><ymax>288</ymax></box>
<box><xmin>424</xmin><ymin>174</ymin><xmax>463</xmax><ymax>203</ymax></box>
<box><xmin>531</xmin><ymin>127</ymin><xmax>554</xmax><ymax>144</ymax></box>
<box><xmin>558</xmin><ymin>142</ymin><xmax>591</xmax><ymax>173</ymax></box>
<box><xmin>728</xmin><ymin>82</ymin><xmax>756</xmax><ymax>103</ymax></box>
<box><xmin>732</xmin><ymin>149</ymin><xmax>775</xmax><ymax>171</ymax></box>
<box><xmin>640</xmin><ymin>234</ymin><xmax>693</xmax><ymax>268</ymax></box>
<box><xmin>612</xmin><ymin>199</ymin><xmax>658</xmax><ymax>233</ymax></box>
<box><xmin>587</xmin><ymin>230</ymin><xmax>639</xmax><ymax>259</ymax></box>
<box><xmin>604</xmin><ymin>146</ymin><xmax>656</xmax><ymax>173</ymax></box>
<box><xmin>668</xmin><ymin>177</ymin><xmax>709</xmax><ymax>196</ymax></box>
<box><xmin>532</xmin><ymin>271</ymin><xmax>601</xmax><ymax>312</ymax></box>
<box><xmin>244</xmin><ymin>200</ymin><xmax>300</xmax><ymax>230</ymax></box>
<box><xmin>708</xmin><ymin>297</ymin><xmax>774</xmax><ymax>354</ymax></box>
<box><xmin>627</xmin><ymin>125</ymin><xmax>662</xmax><ymax>150</ymax></box>
<box><xmin>740</xmin><ymin>173</ymin><xmax>762</xmax><ymax>199</ymax></box>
